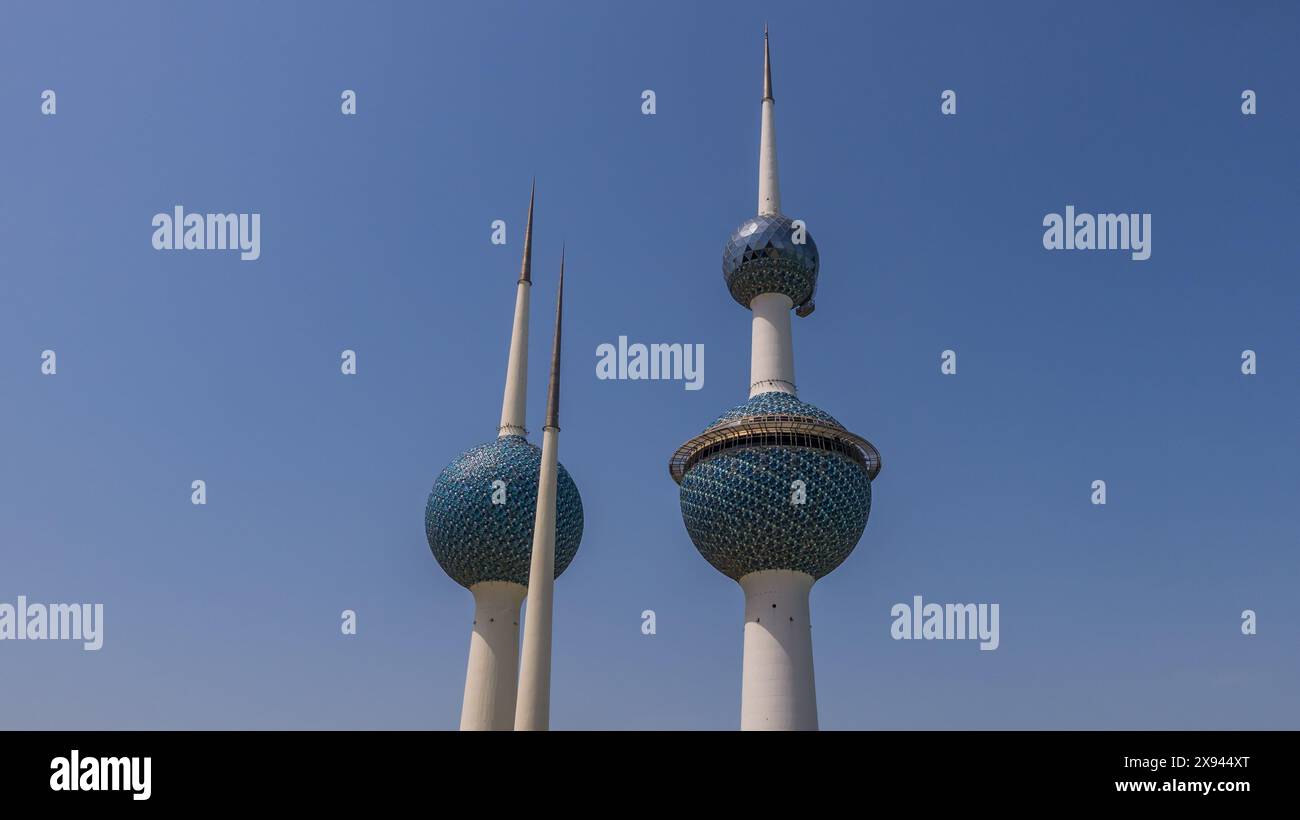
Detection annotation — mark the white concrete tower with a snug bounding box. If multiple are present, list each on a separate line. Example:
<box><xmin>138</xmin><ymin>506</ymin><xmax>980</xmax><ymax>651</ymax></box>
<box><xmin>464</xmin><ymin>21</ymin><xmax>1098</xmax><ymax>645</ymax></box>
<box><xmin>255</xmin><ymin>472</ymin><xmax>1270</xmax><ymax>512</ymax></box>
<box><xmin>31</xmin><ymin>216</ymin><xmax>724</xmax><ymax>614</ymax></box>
<box><xmin>670</xmin><ymin>29</ymin><xmax>881</xmax><ymax>731</ymax></box>
<box><xmin>515</xmin><ymin>249</ymin><xmax>565</xmax><ymax>731</ymax></box>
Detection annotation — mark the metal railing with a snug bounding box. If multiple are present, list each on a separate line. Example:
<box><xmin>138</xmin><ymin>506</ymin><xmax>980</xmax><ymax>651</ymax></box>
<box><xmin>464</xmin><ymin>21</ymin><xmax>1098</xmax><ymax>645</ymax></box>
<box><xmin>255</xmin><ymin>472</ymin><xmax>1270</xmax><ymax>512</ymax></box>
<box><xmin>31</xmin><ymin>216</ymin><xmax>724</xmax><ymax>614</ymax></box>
<box><xmin>669</xmin><ymin>414</ymin><xmax>882</xmax><ymax>483</ymax></box>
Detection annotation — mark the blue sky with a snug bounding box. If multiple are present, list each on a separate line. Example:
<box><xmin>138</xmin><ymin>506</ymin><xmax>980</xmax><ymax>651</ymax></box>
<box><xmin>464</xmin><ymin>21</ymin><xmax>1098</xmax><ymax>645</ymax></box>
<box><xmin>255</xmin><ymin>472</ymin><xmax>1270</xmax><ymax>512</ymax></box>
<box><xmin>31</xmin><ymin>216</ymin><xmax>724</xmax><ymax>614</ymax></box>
<box><xmin>1</xmin><ymin>0</ymin><xmax>1296</xmax><ymax>729</ymax></box>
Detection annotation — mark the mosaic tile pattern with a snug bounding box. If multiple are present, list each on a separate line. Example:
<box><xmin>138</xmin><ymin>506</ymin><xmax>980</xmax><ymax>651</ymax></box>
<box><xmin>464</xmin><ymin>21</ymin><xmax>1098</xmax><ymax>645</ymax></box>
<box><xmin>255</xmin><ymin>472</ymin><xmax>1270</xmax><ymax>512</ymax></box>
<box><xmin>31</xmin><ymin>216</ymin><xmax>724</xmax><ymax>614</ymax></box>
<box><xmin>426</xmin><ymin>435</ymin><xmax>583</xmax><ymax>589</ymax></box>
<box><xmin>678</xmin><ymin>392</ymin><xmax>872</xmax><ymax>580</ymax></box>
<box><xmin>679</xmin><ymin>443</ymin><xmax>871</xmax><ymax>581</ymax></box>
<box><xmin>722</xmin><ymin>213</ymin><xmax>819</xmax><ymax>309</ymax></box>
<box><xmin>709</xmin><ymin>391</ymin><xmax>845</xmax><ymax>430</ymax></box>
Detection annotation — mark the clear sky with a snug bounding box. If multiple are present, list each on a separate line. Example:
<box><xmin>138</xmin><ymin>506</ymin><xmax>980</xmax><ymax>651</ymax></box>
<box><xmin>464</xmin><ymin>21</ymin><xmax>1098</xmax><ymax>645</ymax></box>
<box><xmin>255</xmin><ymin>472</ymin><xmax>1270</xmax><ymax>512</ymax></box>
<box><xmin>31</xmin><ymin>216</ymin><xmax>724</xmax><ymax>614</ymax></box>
<box><xmin>1</xmin><ymin>0</ymin><xmax>1296</xmax><ymax>729</ymax></box>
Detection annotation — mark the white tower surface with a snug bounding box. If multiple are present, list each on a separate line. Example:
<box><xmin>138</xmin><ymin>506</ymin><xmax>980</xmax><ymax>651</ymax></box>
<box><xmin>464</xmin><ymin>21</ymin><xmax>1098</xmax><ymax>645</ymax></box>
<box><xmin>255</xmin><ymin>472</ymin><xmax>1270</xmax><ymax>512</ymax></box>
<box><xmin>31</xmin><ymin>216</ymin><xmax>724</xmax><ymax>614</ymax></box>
<box><xmin>740</xmin><ymin>569</ymin><xmax>818</xmax><ymax>730</ymax></box>
<box><xmin>460</xmin><ymin>580</ymin><xmax>527</xmax><ymax>730</ymax></box>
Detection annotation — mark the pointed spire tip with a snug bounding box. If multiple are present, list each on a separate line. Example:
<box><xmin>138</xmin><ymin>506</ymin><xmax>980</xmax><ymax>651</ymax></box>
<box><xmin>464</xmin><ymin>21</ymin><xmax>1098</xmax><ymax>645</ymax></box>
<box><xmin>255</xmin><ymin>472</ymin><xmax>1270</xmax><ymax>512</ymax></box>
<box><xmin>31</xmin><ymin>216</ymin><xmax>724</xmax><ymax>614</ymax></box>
<box><xmin>519</xmin><ymin>182</ymin><xmax>535</xmax><ymax>284</ymax></box>
<box><xmin>762</xmin><ymin>26</ymin><xmax>773</xmax><ymax>102</ymax></box>
<box><xmin>544</xmin><ymin>247</ymin><xmax>564</xmax><ymax>430</ymax></box>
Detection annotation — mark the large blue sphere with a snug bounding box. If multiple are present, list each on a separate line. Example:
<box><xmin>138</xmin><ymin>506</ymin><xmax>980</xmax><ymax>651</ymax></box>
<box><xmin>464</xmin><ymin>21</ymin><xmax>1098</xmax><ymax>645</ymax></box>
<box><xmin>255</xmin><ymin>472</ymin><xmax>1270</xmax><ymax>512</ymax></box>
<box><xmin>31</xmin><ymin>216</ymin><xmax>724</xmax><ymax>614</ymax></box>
<box><xmin>677</xmin><ymin>393</ymin><xmax>871</xmax><ymax>581</ymax></box>
<box><xmin>722</xmin><ymin>214</ymin><xmax>819</xmax><ymax>310</ymax></box>
<box><xmin>426</xmin><ymin>435</ymin><xmax>584</xmax><ymax>589</ymax></box>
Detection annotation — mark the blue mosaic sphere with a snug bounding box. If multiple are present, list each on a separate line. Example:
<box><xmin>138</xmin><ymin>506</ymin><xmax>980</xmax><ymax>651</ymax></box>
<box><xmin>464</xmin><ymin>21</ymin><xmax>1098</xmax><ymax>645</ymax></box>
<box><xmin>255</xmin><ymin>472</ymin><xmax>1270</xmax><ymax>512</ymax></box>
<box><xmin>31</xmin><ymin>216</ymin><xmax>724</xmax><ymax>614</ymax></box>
<box><xmin>426</xmin><ymin>435</ymin><xmax>584</xmax><ymax>589</ymax></box>
<box><xmin>722</xmin><ymin>214</ymin><xmax>819</xmax><ymax>310</ymax></box>
<box><xmin>677</xmin><ymin>393</ymin><xmax>871</xmax><ymax>581</ymax></box>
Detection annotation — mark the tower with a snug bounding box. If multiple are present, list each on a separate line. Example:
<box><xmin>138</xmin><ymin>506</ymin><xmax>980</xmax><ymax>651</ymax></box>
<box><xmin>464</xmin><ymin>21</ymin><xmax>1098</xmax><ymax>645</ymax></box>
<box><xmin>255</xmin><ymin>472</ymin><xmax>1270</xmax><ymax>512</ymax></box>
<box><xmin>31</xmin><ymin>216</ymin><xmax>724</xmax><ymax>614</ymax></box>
<box><xmin>425</xmin><ymin>187</ymin><xmax>585</xmax><ymax>731</ymax></box>
<box><xmin>515</xmin><ymin>248</ymin><xmax>566</xmax><ymax>731</ymax></box>
<box><xmin>668</xmin><ymin>29</ymin><xmax>882</xmax><ymax>731</ymax></box>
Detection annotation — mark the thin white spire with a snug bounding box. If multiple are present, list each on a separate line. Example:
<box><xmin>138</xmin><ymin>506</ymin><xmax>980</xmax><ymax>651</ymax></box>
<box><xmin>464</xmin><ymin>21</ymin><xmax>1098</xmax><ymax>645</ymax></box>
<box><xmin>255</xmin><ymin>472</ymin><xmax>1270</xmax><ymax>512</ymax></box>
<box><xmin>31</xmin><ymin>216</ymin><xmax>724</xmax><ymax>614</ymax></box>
<box><xmin>757</xmin><ymin>26</ymin><xmax>781</xmax><ymax>216</ymax></box>
<box><xmin>515</xmin><ymin>249</ymin><xmax>566</xmax><ymax>731</ymax></box>
<box><xmin>498</xmin><ymin>181</ymin><xmax>534</xmax><ymax>437</ymax></box>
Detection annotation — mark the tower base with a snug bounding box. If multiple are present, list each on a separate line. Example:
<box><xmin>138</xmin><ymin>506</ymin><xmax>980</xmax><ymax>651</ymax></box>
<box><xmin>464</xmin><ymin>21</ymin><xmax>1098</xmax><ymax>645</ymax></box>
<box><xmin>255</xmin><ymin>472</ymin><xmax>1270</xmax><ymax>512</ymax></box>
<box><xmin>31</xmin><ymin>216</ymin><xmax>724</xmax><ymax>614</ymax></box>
<box><xmin>460</xmin><ymin>580</ymin><xmax>526</xmax><ymax>731</ymax></box>
<box><xmin>739</xmin><ymin>569</ymin><xmax>818</xmax><ymax>730</ymax></box>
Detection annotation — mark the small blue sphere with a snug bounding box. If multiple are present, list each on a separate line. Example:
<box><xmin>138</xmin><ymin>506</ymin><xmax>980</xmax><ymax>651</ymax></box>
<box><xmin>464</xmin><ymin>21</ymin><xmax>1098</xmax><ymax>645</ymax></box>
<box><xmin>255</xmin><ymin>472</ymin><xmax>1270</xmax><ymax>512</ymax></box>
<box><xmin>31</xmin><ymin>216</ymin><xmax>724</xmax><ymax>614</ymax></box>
<box><xmin>722</xmin><ymin>214</ymin><xmax>819</xmax><ymax>310</ymax></box>
<box><xmin>426</xmin><ymin>435</ymin><xmax>584</xmax><ymax>589</ymax></box>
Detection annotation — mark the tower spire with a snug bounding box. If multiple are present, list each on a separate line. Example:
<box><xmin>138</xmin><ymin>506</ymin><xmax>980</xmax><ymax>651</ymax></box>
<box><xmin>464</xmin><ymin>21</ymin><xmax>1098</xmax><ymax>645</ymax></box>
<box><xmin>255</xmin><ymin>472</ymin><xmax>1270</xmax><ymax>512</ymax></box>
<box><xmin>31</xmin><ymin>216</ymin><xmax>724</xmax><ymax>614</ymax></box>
<box><xmin>763</xmin><ymin>24</ymin><xmax>773</xmax><ymax>102</ymax></box>
<box><xmin>498</xmin><ymin>183</ymin><xmax>534</xmax><ymax>437</ymax></box>
<box><xmin>519</xmin><ymin>178</ymin><xmax>535</xmax><ymax>284</ymax></box>
<box><xmin>545</xmin><ymin>246</ymin><xmax>563</xmax><ymax>431</ymax></box>
<box><xmin>516</xmin><ymin>248</ymin><xmax>567</xmax><ymax>731</ymax></box>
<box><xmin>758</xmin><ymin>27</ymin><xmax>781</xmax><ymax>215</ymax></box>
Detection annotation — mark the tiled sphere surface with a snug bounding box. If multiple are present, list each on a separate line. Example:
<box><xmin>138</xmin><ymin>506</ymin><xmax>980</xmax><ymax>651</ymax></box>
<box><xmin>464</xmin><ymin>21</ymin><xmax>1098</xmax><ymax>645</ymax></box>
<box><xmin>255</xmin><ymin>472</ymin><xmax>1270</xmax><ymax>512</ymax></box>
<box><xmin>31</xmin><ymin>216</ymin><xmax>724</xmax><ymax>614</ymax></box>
<box><xmin>722</xmin><ymin>214</ymin><xmax>819</xmax><ymax>309</ymax></box>
<box><xmin>710</xmin><ymin>391</ymin><xmax>844</xmax><ymax>429</ymax></box>
<box><xmin>680</xmin><ymin>446</ymin><xmax>871</xmax><ymax>581</ymax></box>
<box><xmin>426</xmin><ymin>435</ymin><xmax>584</xmax><ymax>589</ymax></box>
<box><xmin>679</xmin><ymin>392</ymin><xmax>871</xmax><ymax>581</ymax></box>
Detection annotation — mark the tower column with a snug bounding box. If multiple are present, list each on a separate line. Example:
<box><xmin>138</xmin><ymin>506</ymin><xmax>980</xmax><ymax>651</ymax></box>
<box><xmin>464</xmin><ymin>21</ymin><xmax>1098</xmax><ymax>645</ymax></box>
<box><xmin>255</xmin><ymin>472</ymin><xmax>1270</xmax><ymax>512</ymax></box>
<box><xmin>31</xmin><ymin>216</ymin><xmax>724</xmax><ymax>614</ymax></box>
<box><xmin>739</xmin><ymin>569</ymin><xmax>818</xmax><ymax>730</ymax></box>
<box><xmin>749</xmin><ymin>292</ymin><xmax>796</xmax><ymax>396</ymax></box>
<box><xmin>460</xmin><ymin>580</ymin><xmax>526</xmax><ymax>731</ymax></box>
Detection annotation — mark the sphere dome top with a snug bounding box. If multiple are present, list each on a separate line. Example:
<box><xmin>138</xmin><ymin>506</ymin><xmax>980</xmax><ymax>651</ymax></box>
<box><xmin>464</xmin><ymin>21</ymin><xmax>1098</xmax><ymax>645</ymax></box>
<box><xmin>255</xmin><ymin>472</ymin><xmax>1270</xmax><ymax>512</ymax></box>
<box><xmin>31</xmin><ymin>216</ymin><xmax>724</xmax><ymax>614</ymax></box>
<box><xmin>708</xmin><ymin>391</ymin><xmax>844</xmax><ymax>431</ymax></box>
